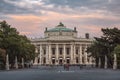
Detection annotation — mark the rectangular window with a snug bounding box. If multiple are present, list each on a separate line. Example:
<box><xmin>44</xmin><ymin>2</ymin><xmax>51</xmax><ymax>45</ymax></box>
<box><xmin>66</xmin><ymin>48</ymin><xmax>70</xmax><ymax>55</ymax></box>
<box><xmin>59</xmin><ymin>48</ymin><xmax>63</xmax><ymax>55</ymax></box>
<box><xmin>76</xmin><ymin>48</ymin><xmax>79</xmax><ymax>54</ymax></box>
<box><xmin>43</xmin><ymin>57</ymin><xmax>46</xmax><ymax>64</ymax></box>
<box><xmin>76</xmin><ymin>57</ymin><xmax>79</xmax><ymax>63</ymax></box>
<box><xmin>44</xmin><ymin>49</ymin><xmax>46</xmax><ymax>55</ymax></box>
<box><xmin>52</xmin><ymin>48</ymin><xmax>55</xmax><ymax>55</ymax></box>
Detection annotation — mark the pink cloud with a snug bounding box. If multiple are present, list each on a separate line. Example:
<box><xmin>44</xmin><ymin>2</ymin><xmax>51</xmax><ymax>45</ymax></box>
<box><xmin>1</xmin><ymin>11</ymin><xmax>119</xmax><ymax>38</ymax></box>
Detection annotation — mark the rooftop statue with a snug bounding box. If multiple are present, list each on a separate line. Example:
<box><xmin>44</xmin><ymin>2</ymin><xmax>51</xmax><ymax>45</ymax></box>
<box><xmin>57</xmin><ymin>22</ymin><xmax>65</xmax><ymax>27</ymax></box>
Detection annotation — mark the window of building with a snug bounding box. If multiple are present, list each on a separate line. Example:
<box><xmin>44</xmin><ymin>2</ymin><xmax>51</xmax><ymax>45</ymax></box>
<box><xmin>82</xmin><ymin>57</ymin><xmax>84</xmax><ymax>63</ymax></box>
<box><xmin>52</xmin><ymin>48</ymin><xmax>55</xmax><ymax>55</ymax></box>
<box><xmin>66</xmin><ymin>48</ymin><xmax>70</xmax><ymax>55</ymax></box>
<box><xmin>38</xmin><ymin>58</ymin><xmax>40</xmax><ymax>63</ymax></box>
<box><xmin>76</xmin><ymin>57</ymin><xmax>79</xmax><ymax>63</ymax></box>
<box><xmin>76</xmin><ymin>48</ymin><xmax>79</xmax><ymax>55</ymax></box>
<box><xmin>66</xmin><ymin>59</ymin><xmax>70</xmax><ymax>64</ymax></box>
<box><xmin>52</xmin><ymin>59</ymin><xmax>55</xmax><ymax>64</ymax></box>
<box><xmin>44</xmin><ymin>49</ymin><xmax>46</xmax><ymax>55</ymax></box>
<box><xmin>87</xmin><ymin>58</ymin><xmax>89</xmax><ymax>63</ymax></box>
<box><xmin>43</xmin><ymin>57</ymin><xmax>46</xmax><ymax>64</ymax></box>
<box><xmin>59</xmin><ymin>59</ymin><xmax>63</xmax><ymax>65</ymax></box>
<box><xmin>59</xmin><ymin>48</ymin><xmax>63</xmax><ymax>55</ymax></box>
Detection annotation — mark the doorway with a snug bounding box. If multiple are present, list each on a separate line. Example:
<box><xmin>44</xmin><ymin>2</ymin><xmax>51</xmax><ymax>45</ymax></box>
<box><xmin>59</xmin><ymin>59</ymin><xmax>63</xmax><ymax>65</ymax></box>
<box><xmin>52</xmin><ymin>59</ymin><xmax>55</xmax><ymax>65</ymax></box>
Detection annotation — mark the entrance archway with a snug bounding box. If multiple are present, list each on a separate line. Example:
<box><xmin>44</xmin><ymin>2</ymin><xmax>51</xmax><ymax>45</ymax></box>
<box><xmin>52</xmin><ymin>58</ymin><xmax>55</xmax><ymax>65</ymax></box>
<box><xmin>66</xmin><ymin>58</ymin><xmax>70</xmax><ymax>64</ymax></box>
<box><xmin>59</xmin><ymin>58</ymin><xmax>63</xmax><ymax>65</ymax></box>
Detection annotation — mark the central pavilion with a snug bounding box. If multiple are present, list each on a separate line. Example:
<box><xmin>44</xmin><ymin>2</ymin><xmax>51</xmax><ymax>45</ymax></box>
<box><xmin>31</xmin><ymin>22</ymin><xmax>94</xmax><ymax>65</ymax></box>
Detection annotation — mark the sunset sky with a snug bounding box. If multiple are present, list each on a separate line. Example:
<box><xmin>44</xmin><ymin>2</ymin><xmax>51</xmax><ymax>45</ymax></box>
<box><xmin>0</xmin><ymin>0</ymin><xmax>120</xmax><ymax>38</ymax></box>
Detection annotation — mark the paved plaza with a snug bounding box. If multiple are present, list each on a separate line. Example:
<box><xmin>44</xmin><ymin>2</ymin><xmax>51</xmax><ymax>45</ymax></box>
<box><xmin>0</xmin><ymin>66</ymin><xmax>120</xmax><ymax>80</ymax></box>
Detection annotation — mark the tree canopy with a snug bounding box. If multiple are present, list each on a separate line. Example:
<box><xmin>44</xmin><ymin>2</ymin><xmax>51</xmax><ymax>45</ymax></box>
<box><xmin>87</xmin><ymin>28</ymin><xmax>120</xmax><ymax>68</ymax></box>
<box><xmin>0</xmin><ymin>21</ymin><xmax>36</xmax><ymax>68</ymax></box>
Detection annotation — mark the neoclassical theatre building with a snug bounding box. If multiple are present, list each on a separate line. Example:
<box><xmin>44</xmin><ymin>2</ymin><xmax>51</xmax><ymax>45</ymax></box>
<box><xmin>31</xmin><ymin>23</ymin><xmax>94</xmax><ymax>65</ymax></box>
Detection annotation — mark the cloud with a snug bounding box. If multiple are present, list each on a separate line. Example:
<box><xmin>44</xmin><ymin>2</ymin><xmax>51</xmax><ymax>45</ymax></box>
<box><xmin>43</xmin><ymin>0</ymin><xmax>120</xmax><ymax>15</ymax></box>
<box><xmin>0</xmin><ymin>0</ymin><xmax>120</xmax><ymax>38</ymax></box>
<box><xmin>1</xmin><ymin>0</ymin><xmax>120</xmax><ymax>16</ymax></box>
<box><xmin>0</xmin><ymin>0</ymin><xmax>43</xmax><ymax>15</ymax></box>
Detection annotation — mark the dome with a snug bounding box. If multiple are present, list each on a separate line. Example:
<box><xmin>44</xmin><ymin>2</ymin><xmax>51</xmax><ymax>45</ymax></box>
<box><xmin>45</xmin><ymin>22</ymin><xmax>76</xmax><ymax>32</ymax></box>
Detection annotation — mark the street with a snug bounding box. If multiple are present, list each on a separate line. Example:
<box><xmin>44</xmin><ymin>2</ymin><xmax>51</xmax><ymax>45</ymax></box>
<box><xmin>0</xmin><ymin>66</ymin><xmax>120</xmax><ymax>80</ymax></box>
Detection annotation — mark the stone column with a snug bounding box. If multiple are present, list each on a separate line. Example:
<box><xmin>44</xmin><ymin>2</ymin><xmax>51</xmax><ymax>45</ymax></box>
<box><xmin>49</xmin><ymin>44</ymin><xmax>52</xmax><ymax>65</ymax></box>
<box><xmin>46</xmin><ymin>44</ymin><xmax>49</xmax><ymax>65</ymax></box>
<box><xmin>98</xmin><ymin>57</ymin><xmax>101</xmax><ymax>68</ymax></box>
<box><xmin>34</xmin><ymin>48</ymin><xmax>38</xmax><ymax>65</ymax></box>
<box><xmin>104</xmin><ymin>55</ymin><xmax>107</xmax><ymax>69</ymax></box>
<box><xmin>39</xmin><ymin>45</ymin><xmax>43</xmax><ymax>65</ymax></box>
<box><xmin>21</xmin><ymin>58</ymin><xmax>24</xmax><ymax>68</ymax></box>
<box><xmin>6</xmin><ymin>54</ymin><xmax>9</xmax><ymax>70</ymax></box>
<box><xmin>113</xmin><ymin>54</ymin><xmax>117</xmax><ymax>69</ymax></box>
<box><xmin>73</xmin><ymin>44</ymin><xmax>76</xmax><ymax>64</ymax></box>
<box><xmin>70</xmin><ymin>44</ymin><xmax>73</xmax><ymax>64</ymax></box>
<box><xmin>56</xmin><ymin>44</ymin><xmax>59</xmax><ymax>65</ymax></box>
<box><xmin>63</xmin><ymin>44</ymin><xmax>66</xmax><ymax>64</ymax></box>
<box><xmin>84</xmin><ymin>45</ymin><xmax>88</xmax><ymax>65</ymax></box>
<box><xmin>34</xmin><ymin>57</ymin><xmax>38</xmax><ymax>65</ymax></box>
<box><xmin>15</xmin><ymin>56</ymin><xmax>18</xmax><ymax>69</ymax></box>
<box><xmin>79</xmin><ymin>45</ymin><xmax>82</xmax><ymax>64</ymax></box>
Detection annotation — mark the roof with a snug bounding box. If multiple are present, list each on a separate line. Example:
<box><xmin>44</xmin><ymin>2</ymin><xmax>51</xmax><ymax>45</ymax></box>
<box><xmin>45</xmin><ymin>22</ymin><xmax>76</xmax><ymax>32</ymax></box>
<box><xmin>31</xmin><ymin>36</ymin><xmax>93</xmax><ymax>42</ymax></box>
<box><xmin>47</xmin><ymin>27</ymin><xmax>74</xmax><ymax>32</ymax></box>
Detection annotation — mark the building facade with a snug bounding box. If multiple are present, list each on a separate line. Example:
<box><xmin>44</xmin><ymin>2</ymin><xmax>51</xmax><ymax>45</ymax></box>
<box><xmin>31</xmin><ymin>23</ymin><xmax>94</xmax><ymax>65</ymax></box>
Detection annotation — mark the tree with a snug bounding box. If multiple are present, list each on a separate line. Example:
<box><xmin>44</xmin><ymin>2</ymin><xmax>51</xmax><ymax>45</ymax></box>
<box><xmin>87</xmin><ymin>41</ymin><xmax>107</xmax><ymax>67</ymax></box>
<box><xmin>113</xmin><ymin>45</ymin><xmax>120</xmax><ymax>68</ymax></box>
<box><xmin>18</xmin><ymin>35</ymin><xmax>36</xmax><ymax>61</ymax></box>
<box><xmin>88</xmin><ymin>28</ymin><xmax>120</xmax><ymax>68</ymax></box>
<box><xmin>0</xmin><ymin>48</ymin><xmax>6</xmax><ymax>69</ymax></box>
<box><xmin>0</xmin><ymin>20</ymin><xmax>36</xmax><ymax>69</ymax></box>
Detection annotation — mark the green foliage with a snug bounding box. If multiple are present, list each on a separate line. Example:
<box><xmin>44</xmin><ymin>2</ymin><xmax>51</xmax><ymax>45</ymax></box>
<box><xmin>88</xmin><ymin>27</ymin><xmax>120</xmax><ymax>68</ymax></box>
<box><xmin>0</xmin><ymin>49</ymin><xmax>6</xmax><ymax>69</ymax></box>
<box><xmin>114</xmin><ymin>45</ymin><xmax>120</xmax><ymax>57</ymax></box>
<box><xmin>0</xmin><ymin>20</ymin><xmax>36</xmax><ymax>67</ymax></box>
<box><xmin>114</xmin><ymin>45</ymin><xmax>120</xmax><ymax>68</ymax></box>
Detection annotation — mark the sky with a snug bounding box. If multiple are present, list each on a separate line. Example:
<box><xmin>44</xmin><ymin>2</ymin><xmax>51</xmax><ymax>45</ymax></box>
<box><xmin>0</xmin><ymin>0</ymin><xmax>120</xmax><ymax>38</ymax></box>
